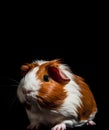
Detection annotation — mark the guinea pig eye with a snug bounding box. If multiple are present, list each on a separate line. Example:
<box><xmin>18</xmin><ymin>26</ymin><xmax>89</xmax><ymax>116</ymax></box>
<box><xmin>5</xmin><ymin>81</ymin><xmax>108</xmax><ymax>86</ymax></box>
<box><xmin>43</xmin><ymin>75</ymin><xmax>50</xmax><ymax>82</ymax></box>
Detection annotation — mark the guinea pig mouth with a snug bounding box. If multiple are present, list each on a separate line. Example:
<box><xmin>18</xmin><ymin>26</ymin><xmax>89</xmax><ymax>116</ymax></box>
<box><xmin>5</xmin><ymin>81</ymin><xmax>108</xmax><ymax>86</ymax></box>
<box><xmin>25</xmin><ymin>94</ymin><xmax>37</xmax><ymax>104</ymax></box>
<box><xmin>25</xmin><ymin>95</ymin><xmax>32</xmax><ymax>102</ymax></box>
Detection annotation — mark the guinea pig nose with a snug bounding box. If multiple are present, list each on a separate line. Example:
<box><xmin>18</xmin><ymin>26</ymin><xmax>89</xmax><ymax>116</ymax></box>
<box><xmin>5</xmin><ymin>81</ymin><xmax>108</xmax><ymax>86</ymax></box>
<box><xmin>23</xmin><ymin>89</ymin><xmax>33</xmax><ymax>94</ymax></box>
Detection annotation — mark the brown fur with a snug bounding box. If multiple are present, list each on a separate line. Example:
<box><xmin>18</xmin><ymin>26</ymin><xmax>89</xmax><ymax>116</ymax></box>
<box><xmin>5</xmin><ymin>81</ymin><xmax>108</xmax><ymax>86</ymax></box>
<box><xmin>73</xmin><ymin>74</ymin><xmax>97</xmax><ymax>120</ymax></box>
<box><xmin>36</xmin><ymin>60</ymin><xmax>68</xmax><ymax>110</ymax></box>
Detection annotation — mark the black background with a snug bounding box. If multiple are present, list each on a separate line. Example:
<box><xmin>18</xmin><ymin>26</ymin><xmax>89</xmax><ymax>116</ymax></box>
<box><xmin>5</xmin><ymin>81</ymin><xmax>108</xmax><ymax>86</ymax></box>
<box><xmin>0</xmin><ymin>4</ymin><xmax>107</xmax><ymax>130</ymax></box>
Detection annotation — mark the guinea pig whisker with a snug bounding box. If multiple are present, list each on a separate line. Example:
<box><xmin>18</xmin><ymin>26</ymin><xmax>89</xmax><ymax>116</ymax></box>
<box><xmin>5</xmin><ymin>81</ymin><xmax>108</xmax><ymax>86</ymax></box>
<box><xmin>11</xmin><ymin>84</ymin><xmax>18</xmax><ymax>87</ymax></box>
<box><xmin>8</xmin><ymin>93</ymin><xmax>19</xmax><ymax>112</ymax></box>
<box><xmin>7</xmin><ymin>77</ymin><xmax>20</xmax><ymax>112</ymax></box>
<box><xmin>9</xmin><ymin>78</ymin><xmax>19</xmax><ymax>84</ymax></box>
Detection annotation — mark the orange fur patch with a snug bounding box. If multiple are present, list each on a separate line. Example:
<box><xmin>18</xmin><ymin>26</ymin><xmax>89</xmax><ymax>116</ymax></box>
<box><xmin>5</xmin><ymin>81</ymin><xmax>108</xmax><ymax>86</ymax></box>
<box><xmin>37</xmin><ymin>81</ymin><xmax>67</xmax><ymax>110</ymax></box>
<box><xmin>73</xmin><ymin>74</ymin><xmax>97</xmax><ymax>120</ymax></box>
<box><xmin>36</xmin><ymin>60</ymin><xmax>67</xmax><ymax>110</ymax></box>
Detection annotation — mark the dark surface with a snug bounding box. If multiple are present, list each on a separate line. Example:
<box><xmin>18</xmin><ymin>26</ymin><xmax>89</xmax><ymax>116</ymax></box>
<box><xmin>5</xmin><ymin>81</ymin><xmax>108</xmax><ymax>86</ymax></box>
<box><xmin>0</xmin><ymin>6</ymin><xmax>107</xmax><ymax>130</ymax></box>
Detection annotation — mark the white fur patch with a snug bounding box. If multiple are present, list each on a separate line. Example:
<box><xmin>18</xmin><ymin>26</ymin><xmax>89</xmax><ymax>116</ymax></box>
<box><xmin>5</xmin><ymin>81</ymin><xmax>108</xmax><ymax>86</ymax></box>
<box><xmin>58</xmin><ymin>81</ymin><xmax>82</xmax><ymax>117</ymax></box>
<box><xmin>22</xmin><ymin>67</ymin><xmax>40</xmax><ymax>91</ymax></box>
<box><xmin>17</xmin><ymin>67</ymin><xmax>41</xmax><ymax>103</ymax></box>
<box><xmin>33</xmin><ymin>60</ymin><xmax>47</xmax><ymax>65</ymax></box>
<box><xmin>57</xmin><ymin>65</ymin><xmax>82</xmax><ymax>117</ymax></box>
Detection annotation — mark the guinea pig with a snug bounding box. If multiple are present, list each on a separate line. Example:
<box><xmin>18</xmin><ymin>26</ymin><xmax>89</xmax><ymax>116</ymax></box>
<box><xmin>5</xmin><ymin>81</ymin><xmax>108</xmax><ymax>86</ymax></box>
<box><xmin>17</xmin><ymin>59</ymin><xmax>97</xmax><ymax>130</ymax></box>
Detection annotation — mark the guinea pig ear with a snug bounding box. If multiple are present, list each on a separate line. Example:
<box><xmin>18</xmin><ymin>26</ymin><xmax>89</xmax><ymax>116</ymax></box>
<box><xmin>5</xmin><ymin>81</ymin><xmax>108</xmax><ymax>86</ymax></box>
<box><xmin>47</xmin><ymin>66</ymin><xmax>70</xmax><ymax>84</ymax></box>
<box><xmin>20</xmin><ymin>63</ymin><xmax>38</xmax><ymax>76</ymax></box>
<box><xmin>20</xmin><ymin>64</ymin><xmax>30</xmax><ymax>76</ymax></box>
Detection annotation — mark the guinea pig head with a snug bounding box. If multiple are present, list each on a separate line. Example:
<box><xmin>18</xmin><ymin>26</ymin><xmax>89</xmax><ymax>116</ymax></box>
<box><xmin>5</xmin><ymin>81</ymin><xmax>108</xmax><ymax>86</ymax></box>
<box><xmin>17</xmin><ymin>60</ymin><xmax>70</xmax><ymax>110</ymax></box>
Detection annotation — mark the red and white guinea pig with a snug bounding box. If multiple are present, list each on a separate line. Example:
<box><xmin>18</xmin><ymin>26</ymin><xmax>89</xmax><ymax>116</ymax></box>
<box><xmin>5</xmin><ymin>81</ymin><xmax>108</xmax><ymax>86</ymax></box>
<box><xmin>17</xmin><ymin>59</ymin><xmax>97</xmax><ymax>130</ymax></box>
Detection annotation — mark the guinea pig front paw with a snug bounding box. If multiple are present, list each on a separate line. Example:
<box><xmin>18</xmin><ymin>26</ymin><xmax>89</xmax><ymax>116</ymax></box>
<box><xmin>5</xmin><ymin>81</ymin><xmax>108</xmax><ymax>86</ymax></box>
<box><xmin>27</xmin><ymin>122</ymin><xmax>39</xmax><ymax>130</ymax></box>
<box><xmin>51</xmin><ymin>123</ymin><xmax>66</xmax><ymax>130</ymax></box>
